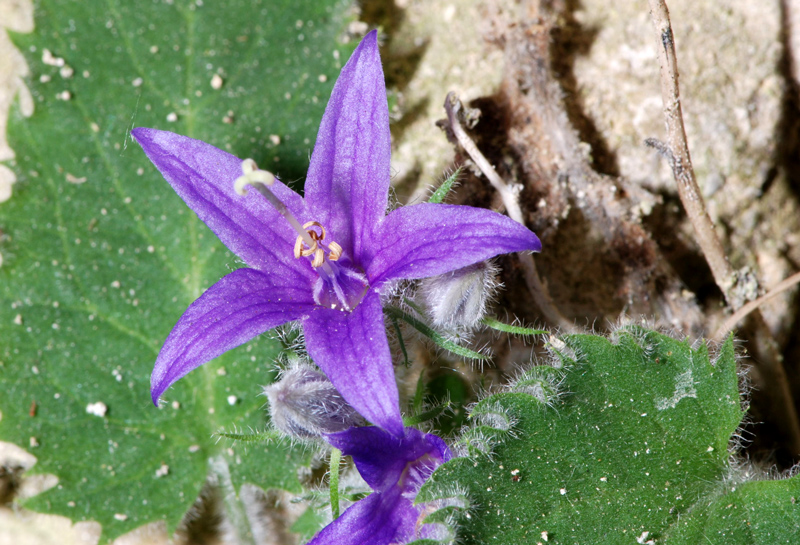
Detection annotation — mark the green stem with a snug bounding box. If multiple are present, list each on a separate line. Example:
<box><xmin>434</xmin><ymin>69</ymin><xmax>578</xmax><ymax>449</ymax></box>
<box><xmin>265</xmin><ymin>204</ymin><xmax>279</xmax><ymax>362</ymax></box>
<box><xmin>481</xmin><ymin>316</ymin><xmax>547</xmax><ymax>336</ymax></box>
<box><xmin>384</xmin><ymin>305</ymin><xmax>488</xmax><ymax>361</ymax></box>
<box><xmin>390</xmin><ymin>313</ymin><xmax>410</xmax><ymax>367</ymax></box>
<box><xmin>404</xmin><ymin>401</ymin><xmax>449</xmax><ymax>427</ymax></box>
<box><xmin>413</xmin><ymin>372</ymin><xmax>426</xmax><ymax>414</ymax></box>
<box><xmin>330</xmin><ymin>448</ymin><xmax>342</xmax><ymax>520</ymax></box>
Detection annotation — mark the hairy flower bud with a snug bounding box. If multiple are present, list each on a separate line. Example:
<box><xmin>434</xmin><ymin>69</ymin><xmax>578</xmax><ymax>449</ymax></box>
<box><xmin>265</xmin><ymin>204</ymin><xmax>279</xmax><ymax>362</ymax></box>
<box><xmin>419</xmin><ymin>261</ymin><xmax>499</xmax><ymax>331</ymax></box>
<box><xmin>264</xmin><ymin>364</ymin><xmax>363</xmax><ymax>438</ymax></box>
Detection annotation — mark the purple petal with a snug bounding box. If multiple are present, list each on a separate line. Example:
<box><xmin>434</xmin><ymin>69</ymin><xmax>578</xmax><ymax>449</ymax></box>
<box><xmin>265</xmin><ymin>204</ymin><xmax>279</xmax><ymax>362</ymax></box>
<box><xmin>133</xmin><ymin>128</ymin><xmax>312</xmax><ymax>272</ymax></box>
<box><xmin>152</xmin><ymin>268</ymin><xmax>316</xmax><ymax>404</ymax></box>
<box><xmin>302</xmin><ymin>290</ymin><xmax>403</xmax><ymax>436</ymax></box>
<box><xmin>366</xmin><ymin>203</ymin><xmax>542</xmax><ymax>286</ymax></box>
<box><xmin>324</xmin><ymin>427</ymin><xmax>451</xmax><ymax>493</ymax></box>
<box><xmin>303</xmin><ymin>30</ymin><xmax>391</xmax><ymax>261</ymax></box>
<box><xmin>307</xmin><ymin>487</ymin><xmax>418</xmax><ymax>545</ymax></box>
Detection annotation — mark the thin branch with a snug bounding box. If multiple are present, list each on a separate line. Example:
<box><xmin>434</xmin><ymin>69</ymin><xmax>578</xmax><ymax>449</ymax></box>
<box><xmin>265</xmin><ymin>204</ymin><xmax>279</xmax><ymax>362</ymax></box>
<box><xmin>647</xmin><ymin>0</ymin><xmax>800</xmax><ymax>453</ymax></box>
<box><xmin>646</xmin><ymin>1</ymin><xmax>734</xmax><ymax>294</ymax></box>
<box><xmin>714</xmin><ymin>271</ymin><xmax>800</xmax><ymax>342</ymax></box>
<box><xmin>443</xmin><ymin>92</ymin><xmax>574</xmax><ymax>332</ymax></box>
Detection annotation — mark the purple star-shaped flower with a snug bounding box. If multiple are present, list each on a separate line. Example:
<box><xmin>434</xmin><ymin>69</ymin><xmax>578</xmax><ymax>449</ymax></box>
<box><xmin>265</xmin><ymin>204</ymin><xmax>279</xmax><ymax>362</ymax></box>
<box><xmin>311</xmin><ymin>426</ymin><xmax>452</xmax><ymax>545</ymax></box>
<box><xmin>133</xmin><ymin>30</ymin><xmax>540</xmax><ymax>436</ymax></box>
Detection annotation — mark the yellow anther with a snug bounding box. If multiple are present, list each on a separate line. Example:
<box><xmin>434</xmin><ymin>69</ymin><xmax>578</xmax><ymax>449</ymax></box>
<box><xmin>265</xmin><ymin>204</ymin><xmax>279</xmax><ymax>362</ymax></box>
<box><xmin>292</xmin><ymin>220</ymin><xmax>342</xmax><ymax>268</ymax></box>
<box><xmin>328</xmin><ymin>241</ymin><xmax>342</xmax><ymax>261</ymax></box>
<box><xmin>302</xmin><ymin>221</ymin><xmax>326</xmax><ymax>240</ymax></box>
<box><xmin>294</xmin><ymin>236</ymin><xmax>318</xmax><ymax>259</ymax></box>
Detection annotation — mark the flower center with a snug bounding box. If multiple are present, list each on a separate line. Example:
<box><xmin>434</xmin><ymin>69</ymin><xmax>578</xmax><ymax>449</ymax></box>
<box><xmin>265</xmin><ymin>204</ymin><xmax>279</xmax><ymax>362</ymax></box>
<box><xmin>235</xmin><ymin>160</ymin><xmax>368</xmax><ymax>312</ymax></box>
<box><xmin>293</xmin><ymin>221</ymin><xmax>342</xmax><ymax>268</ymax></box>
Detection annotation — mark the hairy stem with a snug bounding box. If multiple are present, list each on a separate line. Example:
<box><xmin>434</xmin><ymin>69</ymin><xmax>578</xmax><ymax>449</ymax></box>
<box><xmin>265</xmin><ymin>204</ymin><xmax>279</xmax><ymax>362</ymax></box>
<box><xmin>329</xmin><ymin>448</ymin><xmax>342</xmax><ymax>520</ymax></box>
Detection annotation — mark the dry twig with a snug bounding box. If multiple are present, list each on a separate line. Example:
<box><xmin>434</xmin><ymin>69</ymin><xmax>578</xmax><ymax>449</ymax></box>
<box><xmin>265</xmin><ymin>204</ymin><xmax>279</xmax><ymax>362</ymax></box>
<box><xmin>443</xmin><ymin>92</ymin><xmax>574</xmax><ymax>332</ymax></box>
<box><xmin>713</xmin><ymin>271</ymin><xmax>800</xmax><ymax>342</ymax></box>
<box><xmin>647</xmin><ymin>0</ymin><xmax>800</xmax><ymax>452</ymax></box>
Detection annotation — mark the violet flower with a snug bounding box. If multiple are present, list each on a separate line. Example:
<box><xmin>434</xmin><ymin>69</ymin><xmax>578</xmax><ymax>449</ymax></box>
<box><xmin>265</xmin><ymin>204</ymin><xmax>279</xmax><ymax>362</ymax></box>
<box><xmin>133</xmin><ymin>30</ymin><xmax>541</xmax><ymax>436</ymax></box>
<box><xmin>310</xmin><ymin>426</ymin><xmax>452</xmax><ymax>544</ymax></box>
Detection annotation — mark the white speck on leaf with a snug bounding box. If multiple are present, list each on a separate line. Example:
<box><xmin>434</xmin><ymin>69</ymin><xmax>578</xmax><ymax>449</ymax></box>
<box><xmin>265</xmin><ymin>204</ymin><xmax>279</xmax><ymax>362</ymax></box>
<box><xmin>86</xmin><ymin>402</ymin><xmax>108</xmax><ymax>417</ymax></box>
<box><xmin>42</xmin><ymin>49</ymin><xmax>65</xmax><ymax>67</ymax></box>
<box><xmin>65</xmin><ymin>173</ymin><xmax>86</xmax><ymax>184</ymax></box>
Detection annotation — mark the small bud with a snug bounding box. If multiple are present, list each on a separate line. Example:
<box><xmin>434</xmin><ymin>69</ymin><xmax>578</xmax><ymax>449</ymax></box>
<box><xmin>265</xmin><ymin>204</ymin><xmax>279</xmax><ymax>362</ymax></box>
<box><xmin>264</xmin><ymin>364</ymin><xmax>363</xmax><ymax>438</ymax></box>
<box><xmin>419</xmin><ymin>261</ymin><xmax>499</xmax><ymax>331</ymax></box>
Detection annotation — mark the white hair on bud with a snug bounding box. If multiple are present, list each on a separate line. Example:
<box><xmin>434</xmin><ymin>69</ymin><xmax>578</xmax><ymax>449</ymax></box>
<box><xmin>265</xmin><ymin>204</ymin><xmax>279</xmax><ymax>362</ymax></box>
<box><xmin>419</xmin><ymin>261</ymin><xmax>500</xmax><ymax>332</ymax></box>
<box><xmin>264</xmin><ymin>364</ymin><xmax>364</xmax><ymax>439</ymax></box>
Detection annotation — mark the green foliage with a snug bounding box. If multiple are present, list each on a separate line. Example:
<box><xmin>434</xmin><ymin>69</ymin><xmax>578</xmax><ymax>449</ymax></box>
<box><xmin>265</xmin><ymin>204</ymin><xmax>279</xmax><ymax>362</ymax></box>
<box><xmin>0</xmin><ymin>0</ymin><xmax>355</xmax><ymax>540</ymax></box>
<box><xmin>419</xmin><ymin>329</ymin><xmax>799</xmax><ymax>544</ymax></box>
<box><xmin>383</xmin><ymin>304</ymin><xmax>488</xmax><ymax>361</ymax></box>
<box><xmin>427</xmin><ymin>167</ymin><xmax>462</xmax><ymax>204</ymax></box>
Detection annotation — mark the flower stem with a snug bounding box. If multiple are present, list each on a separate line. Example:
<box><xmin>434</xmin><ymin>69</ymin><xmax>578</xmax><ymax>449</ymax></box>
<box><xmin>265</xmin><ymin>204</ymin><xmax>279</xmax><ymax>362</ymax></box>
<box><xmin>329</xmin><ymin>448</ymin><xmax>342</xmax><ymax>520</ymax></box>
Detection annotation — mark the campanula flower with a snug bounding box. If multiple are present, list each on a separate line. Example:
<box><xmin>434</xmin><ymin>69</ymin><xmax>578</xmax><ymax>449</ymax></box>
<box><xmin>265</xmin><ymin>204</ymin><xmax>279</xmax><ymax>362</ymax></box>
<box><xmin>310</xmin><ymin>426</ymin><xmax>452</xmax><ymax>544</ymax></box>
<box><xmin>133</xmin><ymin>30</ymin><xmax>541</xmax><ymax>436</ymax></box>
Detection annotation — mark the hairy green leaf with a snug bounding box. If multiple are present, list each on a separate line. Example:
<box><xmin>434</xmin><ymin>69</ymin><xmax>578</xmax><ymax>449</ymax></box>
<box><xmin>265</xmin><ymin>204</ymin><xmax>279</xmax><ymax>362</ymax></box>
<box><xmin>419</xmin><ymin>329</ymin><xmax>785</xmax><ymax>544</ymax></box>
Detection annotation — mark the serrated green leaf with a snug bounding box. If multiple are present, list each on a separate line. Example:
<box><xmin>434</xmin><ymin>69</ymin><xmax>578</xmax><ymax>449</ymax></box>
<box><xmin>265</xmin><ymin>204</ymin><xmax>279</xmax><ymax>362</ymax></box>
<box><xmin>666</xmin><ymin>474</ymin><xmax>800</xmax><ymax>544</ymax></box>
<box><xmin>421</xmin><ymin>330</ymin><xmax>752</xmax><ymax>544</ymax></box>
<box><xmin>0</xmin><ymin>0</ymin><xmax>355</xmax><ymax>540</ymax></box>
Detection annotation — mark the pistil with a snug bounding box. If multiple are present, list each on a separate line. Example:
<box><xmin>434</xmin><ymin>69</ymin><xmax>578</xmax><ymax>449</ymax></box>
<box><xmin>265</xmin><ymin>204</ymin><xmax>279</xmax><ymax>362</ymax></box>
<box><xmin>234</xmin><ymin>159</ymin><xmax>336</xmax><ymax>280</ymax></box>
<box><xmin>234</xmin><ymin>159</ymin><xmax>368</xmax><ymax>312</ymax></box>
